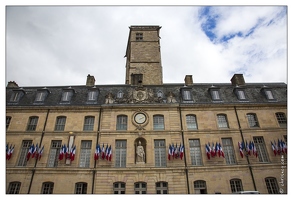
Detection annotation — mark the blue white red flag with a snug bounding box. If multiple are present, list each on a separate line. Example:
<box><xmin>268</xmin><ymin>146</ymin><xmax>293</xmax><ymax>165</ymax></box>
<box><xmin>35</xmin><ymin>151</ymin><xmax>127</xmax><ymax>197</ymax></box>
<box><xmin>65</xmin><ymin>145</ymin><xmax>69</xmax><ymax>159</ymax></box>
<box><xmin>105</xmin><ymin>145</ymin><xmax>109</xmax><ymax>160</ymax></box>
<box><xmin>238</xmin><ymin>142</ymin><xmax>244</xmax><ymax>158</ymax></box>
<box><xmin>32</xmin><ymin>143</ymin><xmax>38</xmax><ymax>158</ymax></box>
<box><xmin>252</xmin><ymin>142</ymin><xmax>257</xmax><ymax>158</ymax></box>
<box><xmin>211</xmin><ymin>143</ymin><xmax>216</xmax><ymax>157</ymax></box>
<box><xmin>171</xmin><ymin>144</ymin><xmax>175</xmax><ymax>159</ymax></box>
<box><xmin>27</xmin><ymin>144</ymin><xmax>35</xmax><ymax>161</ymax></box>
<box><xmin>219</xmin><ymin>143</ymin><xmax>225</xmax><ymax>158</ymax></box>
<box><xmin>205</xmin><ymin>144</ymin><xmax>211</xmax><ymax>160</ymax></box>
<box><xmin>168</xmin><ymin>144</ymin><xmax>172</xmax><ymax>160</ymax></box>
<box><xmin>274</xmin><ymin>140</ymin><xmax>280</xmax><ymax>155</ymax></box>
<box><xmin>174</xmin><ymin>143</ymin><xmax>179</xmax><ymax>158</ymax></box>
<box><xmin>108</xmin><ymin>146</ymin><xmax>112</xmax><ymax>161</ymax></box>
<box><xmin>271</xmin><ymin>141</ymin><xmax>277</xmax><ymax>156</ymax></box>
<box><xmin>94</xmin><ymin>144</ymin><xmax>101</xmax><ymax>160</ymax></box>
<box><xmin>215</xmin><ymin>142</ymin><xmax>220</xmax><ymax>157</ymax></box>
<box><xmin>70</xmin><ymin>145</ymin><xmax>76</xmax><ymax>161</ymax></box>
<box><xmin>59</xmin><ymin>144</ymin><xmax>64</xmax><ymax>160</ymax></box>
<box><xmin>101</xmin><ymin>143</ymin><xmax>105</xmax><ymax>159</ymax></box>
<box><xmin>179</xmin><ymin>144</ymin><xmax>184</xmax><ymax>160</ymax></box>
<box><xmin>281</xmin><ymin>140</ymin><xmax>287</xmax><ymax>154</ymax></box>
<box><xmin>246</xmin><ymin>141</ymin><xmax>250</xmax><ymax>155</ymax></box>
<box><xmin>38</xmin><ymin>145</ymin><xmax>44</xmax><ymax>160</ymax></box>
<box><xmin>7</xmin><ymin>145</ymin><xmax>15</xmax><ymax>160</ymax></box>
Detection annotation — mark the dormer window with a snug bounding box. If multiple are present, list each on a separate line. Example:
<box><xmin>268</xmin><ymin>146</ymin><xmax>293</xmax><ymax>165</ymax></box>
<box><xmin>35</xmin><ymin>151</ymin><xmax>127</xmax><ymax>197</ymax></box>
<box><xmin>261</xmin><ymin>87</ymin><xmax>276</xmax><ymax>101</ymax></box>
<box><xmin>35</xmin><ymin>89</ymin><xmax>50</xmax><ymax>102</ymax></box>
<box><xmin>181</xmin><ymin>89</ymin><xmax>193</xmax><ymax>102</ymax></box>
<box><xmin>9</xmin><ymin>90</ymin><xmax>25</xmax><ymax>103</ymax></box>
<box><xmin>60</xmin><ymin>88</ymin><xmax>75</xmax><ymax>103</ymax></box>
<box><xmin>233</xmin><ymin>88</ymin><xmax>248</xmax><ymax>101</ymax></box>
<box><xmin>87</xmin><ymin>90</ymin><xmax>98</xmax><ymax>101</ymax></box>
<box><xmin>209</xmin><ymin>87</ymin><xmax>221</xmax><ymax>101</ymax></box>
<box><xmin>117</xmin><ymin>90</ymin><xmax>124</xmax><ymax>99</ymax></box>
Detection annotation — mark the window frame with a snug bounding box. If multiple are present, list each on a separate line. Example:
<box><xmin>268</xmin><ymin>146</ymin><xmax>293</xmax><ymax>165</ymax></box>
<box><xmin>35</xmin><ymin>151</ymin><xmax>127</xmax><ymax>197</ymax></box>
<box><xmin>41</xmin><ymin>182</ymin><xmax>54</xmax><ymax>194</ymax></box>
<box><xmin>221</xmin><ymin>138</ymin><xmax>236</xmax><ymax>165</ymax></box>
<box><xmin>135</xmin><ymin>33</ymin><xmax>143</xmax><ymax>41</ymax></box>
<box><xmin>35</xmin><ymin>89</ymin><xmax>49</xmax><ymax>102</ymax></box>
<box><xmin>26</xmin><ymin>116</ymin><xmax>39</xmax><ymax>131</ymax></box>
<box><xmin>79</xmin><ymin>140</ymin><xmax>92</xmax><ymax>168</ymax></box>
<box><xmin>247</xmin><ymin>113</ymin><xmax>259</xmax><ymax>128</ymax></box>
<box><xmin>181</xmin><ymin>88</ymin><xmax>193</xmax><ymax>102</ymax></box>
<box><xmin>115</xmin><ymin>140</ymin><xmax>127</xmax><ymax>168</ymax></box>
<box><xmin>87</xmin><ymin>90</ymin><xmax>98</xmax><ymax>102</ymax></box>
<box><xmin>194</xmin><ymin>180</ymin><xmax>207</xmax><ymax>194</ymax></box>
<box><xmin>209</xmin><ymin>88</ymin><xmax>222</xmax><ymax>101</ymax></box>
<box><xmin>54</xmin><ymin>116</ymin><xmax>66</xmax><ymax>131</ymax></box>
<box><xmin>154</xmin><ymin>139</ymin><xmax>166</xmax><ymax>167</ymax></box>
<box><xmin>17</xmin><ymin>140</ymin><xmax>32</xmax><ymax>166</ymax></box>
<box><xmin>60</xmin><ymin>89</ymin><xmax>74</xmax><ymax>103</ymax></box>
<box><xmin>189</xmin><ymin>139</ymin><xmax>202</xmax><ymax>166</ymax></box>
<box><xmin>116</xmin><ymin>115</ymin><xmax>128</xmax><ymax>130</ymax></box>
<box><xmin>261</xmin><ymin>88</ymin><xmax>276</xmax><ymax>101</ymax></box>
<box><xmin>230</xmin><ymin>179</ymin><xmax>243</xmax><ymax>193</ymax></box>
<box><xmin>186</xmin><ymin>115</ymin><xmax>198</xmax><ymax>130</ymax></box>
<box><xmin>47</xmin><ymin>140</ymin><xmax>62</xmax><ymax>167</ymax></box>
<box><xmin>113</xmin><ymin>182</ymin><xmax>126</xmax><ymax>194</ymax></box>
<box><xmin>153</xmin><ymin>115</ymin><xmax>165</xmax><ymax>130</ymax></box>
<box><xmin>75</xmin><ymin>182</ymin><xmax>88</xmax><ymax>194</ymax></box>
<box><xmin>217</xmin><ymin>114</ymin><xmax>229</xmax><ymax>128</ymax></box>
<box><xmin>9</xmin><ymin>90</ymin><xmax>24</xmax><ymax>103</ymax></box>
<box><xmin>253</xmin><ymin>136</ymin><xmax>269</xmax><ymax>163</ymax></box>
<box><xmin>7</xmin><ymin>181</ymin><xmax>21</xmax><ymax>194</ymax></box>
<box><xmin>134</xmin><ymin>182</ymin><xmax>147</xmax><ymax>194</ymax></box>
<box><xmin>275</xmin><ymin>112</ymin><xmax>287</xmax><ymax>128</ymax></box>
<box><xmin>83</xmin><ymin>116</ymin><xmax>95</xmax><ymax>131</ymax></box>
<box><xmin>156</xmin><ymin>182</ymin><xmax>168</xmax><ymax>194</ymax></box>
<box><xmin>265</xmin><ymin>177</ymin><xmax>279</xmax><ymax>194</ymax></box>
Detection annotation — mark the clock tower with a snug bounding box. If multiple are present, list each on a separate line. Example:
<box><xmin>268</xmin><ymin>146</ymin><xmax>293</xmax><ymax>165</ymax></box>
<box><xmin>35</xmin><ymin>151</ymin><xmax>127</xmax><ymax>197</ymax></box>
<box><xmin>125</xmin><ymin>26</ymin><xmax>163</xmax><ymax>85</ymax></box>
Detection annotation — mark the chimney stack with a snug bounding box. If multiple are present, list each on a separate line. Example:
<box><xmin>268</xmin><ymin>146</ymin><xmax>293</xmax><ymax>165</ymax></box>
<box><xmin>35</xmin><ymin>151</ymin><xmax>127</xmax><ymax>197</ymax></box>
<box><xmin>7</xmin><ymin>81</ymin><xmax>19</xmax><ymax>88</ymax></box>
<box><xmin>86</xmin><ymin>74</ymin><xmax>95</xmax><ymax>86</ymax></box>
<box><xmin>184</xmin><ymin>75</ymin><xmax>193</xmax><ymax>86</ymax></box>
<box><xmin>230</xmin><ymin>74</ymin><xmax>245</xmax><ymax>86</ymax></box>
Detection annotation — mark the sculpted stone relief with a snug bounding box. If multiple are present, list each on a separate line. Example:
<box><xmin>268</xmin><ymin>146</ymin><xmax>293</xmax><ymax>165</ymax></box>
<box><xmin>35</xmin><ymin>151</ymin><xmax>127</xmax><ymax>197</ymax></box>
<box><xmin>104</xmin><ymin>87</ymin><xmax>177</xmax><ymax>104</ymax></box>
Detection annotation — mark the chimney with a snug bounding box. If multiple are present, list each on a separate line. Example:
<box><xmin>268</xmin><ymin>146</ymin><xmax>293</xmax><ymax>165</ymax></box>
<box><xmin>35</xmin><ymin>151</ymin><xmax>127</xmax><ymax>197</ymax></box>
<box><xmin>184</xmin><ymin>75</ymin><xmax>193</xmax><ymax>86</ymax></box>
<box><xmin>86</xmin><ymin>74</ymin><xmax>95</xmax><ymax>86</ymax></box>
<box><xmin>230</xmin><ymin>74</ymin><xmax>245</xmax><ymax>86</ymax></box>
<box><xmin>7</xmin><ymin>81</ymin><xmax>19</xmax><ymax>88</ymax></box>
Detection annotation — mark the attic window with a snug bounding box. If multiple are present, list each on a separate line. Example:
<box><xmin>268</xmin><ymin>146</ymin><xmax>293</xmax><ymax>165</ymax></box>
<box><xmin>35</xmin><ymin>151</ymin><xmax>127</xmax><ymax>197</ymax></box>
<box><xmin>136</xmin><ymin>33</ymin><xmax>143</xmax><ymax>41</ymax></box>
<box><xmin>233</xmin><ymin>88</ymin><xmax>248</xmax><ymax>101</ymax></box>
<box><xmin>9</xmin><ymin>90</ymin><xmax>24</xmax><ymax>103</ymax></box>
<box><xmin>261</xmin><ymin>88</ymin><xmax>276</xmax><ymax>101</ymax></box>
<box><xmin>35</xmin><ymin>89</ymin><xmax>49</xmax><ymax>102</ymax></box>
<box><xmin>60</xmin><ymin>89</ymin><xmax>75</xmax><ymax>103</ymax></box>
<box><xmin>209</xmin><ymin>88</ymin><xmax>222</xmax><ymax>101</ymax></box>
<box><xmin>87</xmin><ymin>90</ymin><xmax>98</xmax><ymax>101</ymax></box>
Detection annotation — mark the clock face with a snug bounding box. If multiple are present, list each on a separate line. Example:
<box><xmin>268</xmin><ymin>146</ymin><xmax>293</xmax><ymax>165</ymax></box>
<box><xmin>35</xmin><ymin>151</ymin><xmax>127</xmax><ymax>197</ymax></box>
<box><xmin>134</xmin><ymin>113</ymin><xmax>146</xmax><ymax>124</ymax></box>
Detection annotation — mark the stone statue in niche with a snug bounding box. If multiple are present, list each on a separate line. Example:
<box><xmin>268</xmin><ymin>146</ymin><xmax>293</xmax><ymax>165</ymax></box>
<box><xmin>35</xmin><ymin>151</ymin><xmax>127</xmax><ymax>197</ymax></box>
<box><xmin>167</xmin><ymin>92</ymin><xmax>177</xmax><ymax>103</ymax></box>
<box><xmin>136</xmin><ymin>140</ymin><xmax>145</xmax><ymax>163</ymax></box>
<box><xmin>105</xmin><ymin>92</ymin><xmax>115</xmax><ymax>104</ymax></box>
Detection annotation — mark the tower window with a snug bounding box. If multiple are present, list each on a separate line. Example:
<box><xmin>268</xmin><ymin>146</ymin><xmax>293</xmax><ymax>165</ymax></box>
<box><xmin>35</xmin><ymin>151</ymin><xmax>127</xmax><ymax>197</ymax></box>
<box><xmin>136</xmin><ymin>33</ymin><xmax>143</xmax><ymax>41</ymax></box>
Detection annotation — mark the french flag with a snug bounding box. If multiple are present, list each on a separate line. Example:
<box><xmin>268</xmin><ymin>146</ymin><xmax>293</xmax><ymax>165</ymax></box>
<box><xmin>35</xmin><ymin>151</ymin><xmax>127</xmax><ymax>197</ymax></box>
<box><xmin>27</xmin><ymin>144</ymin><xmax>35</xmax><ymax>161</ymax></box>
<box><xmin>32</xmin><ymin>143</ymin><xmax>39</xmax><ymax>158</ymax></box>
<box><xmin>246</xmin><ymin>141</ymin><xmax>251</xmax><ymax>155</ymax></box>
<box><xmin>215</xmin><ymin>142</ymin><xmax>220</xmax><ymax>157</ymax></box>
<box><xmin>219</xmin><ymin>143</ymin><xmax>225</xmax><ymax>158</ymax></box>
<box><xmin>281</xmin><ymin>140</ymin><xmax>287</xmax><ymax>154</ymax></box>
<box><xmin>179</xmin><ymin>144</ymin><xmax>184</xmax><ymax>160</ymax></box>
<box><xmin>252</xmin><ymin>142</ymin><xmax>257</xmax><ymax>158</ymax></box>
<box><xmin>105</xmin><ymin>145</ymin><xmax>109</xmax><ymax>160</ymax></box>
<box><xmin>271</xmin><ymin>141</ymin><xmax>277</xmax><ymax>156</ymax></box>
<box><xmin>94</xmin><ymin>144</ymin><xmax>101</xmax><ymax>160</ymax></box>
<box><xmin>70</xmin><ymin>145</ymin><xmax>76</xmax><ymax>161</ymax></box>
<box><xmin>168</xmin><ymin>144</ymin><xmax>172</xmax><ymax>160</ymax></box>
<box><xmin>38</xmin><ymin>145</ymin><xmax>44</xmax><ymax>161</ymax></box>
<box><xmin>205</xmin><ymin>144</ymin><xmax>211</xmax><ymax>160</ymax></box>
<box><xmin>59</xmin><ymin>144</ymin><xmax>65</xmax><ymax>160</ymax></box>
<box><xmin>108</xmin><ymin>146</ymin><xmax>112</xmax><ymax>161</ymax></box>
<box><xmin>101</xmin><ymin>144</ymin><xmax>105</xmax><ymax>159</ymax></box>
<box><xmin>238</xmin><ymin>142</ymin><xmax>244</xmax><ymax>158</ymax></box>
<box><xmin>7</xmin><ymin>145</ymin><xmax>15</xmax><ymax>160</ymax></box>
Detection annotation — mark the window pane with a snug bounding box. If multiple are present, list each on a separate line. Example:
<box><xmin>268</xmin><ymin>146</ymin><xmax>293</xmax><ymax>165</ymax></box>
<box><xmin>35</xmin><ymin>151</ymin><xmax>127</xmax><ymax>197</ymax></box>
<box><xmin>116</xmin><ymin>115</ymin><xmax>127</xmax><ymax>130</ymax></box>
<box><xmin>247</xmin><ymin>114</ymin><xmax>259</xmax><ymax>127</ymax></box>
<box><xmin>79</xmin><ymin>141</ymin><xmax>92</xmax><ymax>168</ymax></box>
<box><xmin>153</xmin><ymin>115</ymin><xmax>164</xmax><ymax>130</ymax></box>
<box><xmin>27</xmin><ymin>117</ymin><xmax>39</xmax><ymax>131</ymax></box>
<box><xmin>47</xmin><ymin>141</ymin><xmax>62</xmax><ymax>167</ymax></box>
<box><xmin>7</xmin><ymin>182</ymin><xmax>21</xmax><ymax>194</ymax></box>
<box><xmin>84</xmin><ymin>116</ymin><xmax>95</xmax><ymax>131</ymax></box>
<box><xmin>222</xmin><ymin>138</ymin><xmax>236</xmax><ymax>164</ymax></box>
<box><xmin>275</xmin><ymin>113</ymin><xmax>287</xmax><ymax>128</ymax></box>
<box><xmin>217</xmin><ymin>115</ymin><xmax>228</xmax><ymax>128</ymax></box>
<box><xmin>17</xmin><ymin>140</ymin><xmax>32</xmax><ymax>166</ymax></box>
<box><xmin>55</xmin><ymin>117</ymin><xmax>66</xmax><ymax>131</ymax></box>
<box><xmin>189</xmin><ymin>139</ymin><xmax>202</xmax><ymax>165</ymax></box>
<box><xmin>154</xmin><ymin>140</ymin><xmax>166</xmax><ymax>167</ymax></box>
<box><xmin>253</xmin><ymin>137</ymin><xmax>269</xmax><ymax>162</ymax></box>
<box><xmin>115</xmin><ymin>141</ymin><xmax>127</xmax><ymax>167</ymax></box>
<box><xmin>186</xmin><ymin>115</ymin><xmax>197</xmax><ymax>130</ymax></box>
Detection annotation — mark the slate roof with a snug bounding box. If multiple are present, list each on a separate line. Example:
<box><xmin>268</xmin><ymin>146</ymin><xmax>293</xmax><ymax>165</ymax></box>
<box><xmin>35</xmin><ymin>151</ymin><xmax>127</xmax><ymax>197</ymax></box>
<box><xmin>6</xmin><ymin>82</ymin><xmax>287</xmax><ymax>107</ymax></box>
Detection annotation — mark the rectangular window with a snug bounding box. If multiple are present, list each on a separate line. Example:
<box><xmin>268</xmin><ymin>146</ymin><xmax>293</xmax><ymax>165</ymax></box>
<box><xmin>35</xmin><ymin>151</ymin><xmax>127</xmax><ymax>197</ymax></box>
<box><xmin>115</xmin><ymin>140</ymin><xmax>127</xmax><ymax>167</ymax></box>
<box><xmin>136</xmin><ymin>33</ymin><xmax>143</xmax><ymax>41</ymax></box>
<box><xmin>83</xmin><ymin>116</ymin><xmax>95</xmax><ymax>131</ymax></box>
<box><xmin>237</xmin><ymin>90</ymin><xmax>246</xmax><ymax>100</ymax></box>
<box><xmin>265</xmin><ymin>177</ymin><xmax>279</xmax><ymax>194</ymax></box>
<box><xmin>7</xmin><ymin>182</ymin><xmax>21</xmax><ymax>194</ymax></box>
<box><xmin>55</xmin><ymin>116</ymin><xmax>66</xmax><ymax>131</ymax></box>
<box><xmin>265</xmin><ymin>90</ymin><xmax>274</xmax><ymax>100</ymax></box>
<box><xmin>17</xmin><ymin>140</ymin><xmax>32</xmax><ymax>166</ymax></box>
<box><xmin>134</xmin><ymin>182</ymin><xmax>147</xmax><ymax>194</ymax></box>
<box><xmin>217</xmin><ymin>114</ymin><xmax>229</xmax><ymax>128</ymax></box>
<box><xmin>75</xmin><ymin>183</ymin><xmax>87</xmax><ymax>194</ymax></box>
<box><xmin>230</xmin><ymin>179</ymin><xmax>243</xmax><ymax>193</ymax></box>
<box><xmin>35</xmin><ymin>91</ymin><xmax>48</xmax><ymax>102</ymax></box>
<box><xmin>79</xmin><ymin>141</ymin><xmax>92</xmax><ymax>168</ymax></box>
<box><xmin>253</xmin><ymin>137</ymin><xmax>269</xmax><ymax>162</ymax></box>
<box><xmin>156</xmin><ymin>182</ymin><xmax>168</xmax><ymax>194</ymax></box>
<box><xmin>47</xmin><ymin>141</ymin><xmax>62</xmax><ymax>167</ymax></box>
<box><xmin>88</xmin><ymin>91</ymin><xmax>97</xmax><ymax>101</ymax></box>
<box><xmin>154</xmin><ymin>140</ymin><xmax>166</xmax><ymax>167</ymax></box>
<box><xmin>116</xmin><ymin>115</ymin><xmax>128</xmax><ymax>130</ymax></box>
<box><xmin>182</xmin><ymin>90</ymin><xmax>192</xmax><ymax>101</ymax></box>
<box><xmin>275</xmin><ymin>113</ymin><xmax>287</xmax><ymax>128</ymax></box>
<box><xmin>153</xmin><ymin>115</ymin><xmax>164</xmax><ymax>130</ymax></box>
<box><xmin>26</xmin><ymin>116</ymin><xmax>39</xmax><ymax>131</ymax></box>
<box><xmin>42</xmin><ymin>182</ymin><xmax>54</xmax><ymax>194</ymax></box>
<box><xmin>211</xmin><ymin>90</ymin><xmax>221</xmax><ymax>100</ymax></box>
<box><xmin>189</xmin><ymin>139</ymin><xmax>202</xmax><ymax>166</ymax></box>
<box><xmin>186</xmin><ymin>115</ymin><xmax>198</xmax><ymax>130</ymax></box>
<box><xmin>113</xmin><ymin>182</ymin><xmax>125</xmax><ymax>194</ymax></box>
<box><xmin>194</xmin><ymin>181</ymin><xmax>207</xmax><ymax>194</ymax></box>
<box><xmin>10</xmin><ymin>91</ymin><xmax>23</xmax><ymax>102</ymax></box>
<box><xmin>221</xmin><ymin>138</ymin><xmax>236</xmax><ymax>165</ymax></box>
<box><xmin>247</xmin><ymin>113</ymin><xmax>259</xmax><ymax>127</ymax></box>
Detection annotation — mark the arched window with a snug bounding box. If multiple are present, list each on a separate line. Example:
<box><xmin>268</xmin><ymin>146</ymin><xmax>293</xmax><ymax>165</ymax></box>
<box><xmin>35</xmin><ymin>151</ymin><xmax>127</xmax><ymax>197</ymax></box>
<box><xmin>26</xmin><ymin>116</ymin><xmax>39</xmax><ymax>131</ymax></box>
<box><xmin>7</xmin><ymin>181</ymin><xmax>21</xmax><ymax>194</ymax></box>
<box><xmin>75</xmin><ymin>182</ymin><xmax>87</xmax><ymax>194</ymax></box>
<box><xmin>217</xmin><ymin>114</ymin><xmax>229</xmax><ymax>128</ymax></box>
<box><xmin>265</xmin><ymin>177</ymin><xmax>279</xmax><ymax>194</ymax></box>
<box><xmin>156</xmin><ymin>181</ymin><xmax>168</xmax><ymax>194</ymax></box>
<box><xmin>134</xmin><ymin>182</ymin><xmax>147</xmax><ymax>194</ymax></box>
<box><xmin>41</xmin><ymin>182</ymin><xmax>54</xmax><ymax>194</ymax></box>
<box><xmin>230</xmin><ymin>179</ymin><xmax>243</xmax><ymax>193</ymax></box>
<box><xmin>246</xmin><ymin>113</ymin><xmax>259</xmax><ymax>128</ymax></box>
<box><xmin>194</xmin><ymin>180</ymin><xmax>207</xmax><ymax>194</ymax></box>
<box><xmin>113</xmin><ymin>182</ymin><xmax>125</xmax><ymax>194</ymax></box>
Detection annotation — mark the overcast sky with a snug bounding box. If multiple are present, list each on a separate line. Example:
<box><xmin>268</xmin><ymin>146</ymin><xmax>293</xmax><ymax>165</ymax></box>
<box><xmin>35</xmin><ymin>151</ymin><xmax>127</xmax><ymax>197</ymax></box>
<box><xmin>6</xmin><ymin>5</ymin><xmax>288</xmax><ymax>87</ymax></box>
